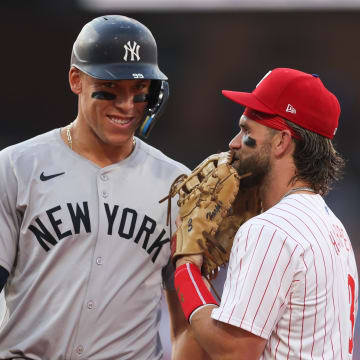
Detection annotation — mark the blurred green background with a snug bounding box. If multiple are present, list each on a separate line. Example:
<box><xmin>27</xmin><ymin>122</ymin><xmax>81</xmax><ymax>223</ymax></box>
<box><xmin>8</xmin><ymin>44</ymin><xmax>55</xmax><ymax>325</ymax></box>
<box><xmin>1</xmin><ymin>1</ymin><xmax>359</xmax><ymax>358</ymax></box>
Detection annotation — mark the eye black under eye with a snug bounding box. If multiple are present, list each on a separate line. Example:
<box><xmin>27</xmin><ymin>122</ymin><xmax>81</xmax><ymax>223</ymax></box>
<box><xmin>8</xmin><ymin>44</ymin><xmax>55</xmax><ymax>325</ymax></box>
<box><xmin>92</xmin><ymin>91</ymin><xmax>116</xmax><ymax>100</ymax></box>
<box><xmin>133</xmin><ymin>94</ymin><xmax>149</xmax><ymax>103</ymax></box>
<box><xmin>243</xmin><ymin>135</ymin><xmax>256</xmax><ymax>147</ymax></box>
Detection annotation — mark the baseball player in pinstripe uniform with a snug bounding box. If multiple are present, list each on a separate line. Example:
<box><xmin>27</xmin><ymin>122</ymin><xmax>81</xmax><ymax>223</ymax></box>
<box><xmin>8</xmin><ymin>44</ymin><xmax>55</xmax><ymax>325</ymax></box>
<box><xmin>173</xmin><ymin>68</ymin><xmax>358</xmax><ymax>359</ymax></box>
<box><xmin>0</xmin><ymin>15</ymin><xmax>209</xmax><ymax>359</ymax></box>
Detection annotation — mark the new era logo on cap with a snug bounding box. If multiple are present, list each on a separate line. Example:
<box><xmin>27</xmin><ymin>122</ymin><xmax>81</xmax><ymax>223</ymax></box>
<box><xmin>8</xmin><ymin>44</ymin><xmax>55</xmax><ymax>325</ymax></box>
<box><xmin>221</xmin><ymin>68</ymin><xmax>340</xmax><ymax>139</ymax></box>
<box><xmin>286</xmin><ymin>104</ymin><xmax>296</xmax><ymax>114</ymax></box>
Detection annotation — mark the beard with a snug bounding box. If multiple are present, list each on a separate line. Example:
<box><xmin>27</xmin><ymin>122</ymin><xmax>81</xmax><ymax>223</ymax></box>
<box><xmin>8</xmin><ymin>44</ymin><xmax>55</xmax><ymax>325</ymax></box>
<box><xmin>232</xmin><ymin>143</ymin><xmax>271</xmax><ymax>188</ymax></box>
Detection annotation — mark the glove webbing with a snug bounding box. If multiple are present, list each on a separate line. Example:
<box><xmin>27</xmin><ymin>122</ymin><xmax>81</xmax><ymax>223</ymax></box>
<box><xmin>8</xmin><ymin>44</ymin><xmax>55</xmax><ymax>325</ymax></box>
<box><xmin>159</xmin><ymin>173</ymin><xmax>189</xmax><ymax>236</ymax></box>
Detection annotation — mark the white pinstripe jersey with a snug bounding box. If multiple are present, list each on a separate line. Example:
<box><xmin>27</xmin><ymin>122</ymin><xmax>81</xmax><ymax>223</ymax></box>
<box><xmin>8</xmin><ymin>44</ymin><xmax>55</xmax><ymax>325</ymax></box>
<box><xmin>212</xmin><ymin>193</ymin><xmax>358</xmax><ymax>359</ymax></box>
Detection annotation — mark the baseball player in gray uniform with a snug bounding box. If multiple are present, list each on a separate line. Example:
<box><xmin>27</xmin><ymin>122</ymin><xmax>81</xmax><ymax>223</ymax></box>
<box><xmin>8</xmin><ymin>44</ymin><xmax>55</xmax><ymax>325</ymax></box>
<box><xmin>0</xmin><ymin>292</ymin><xmax>6</xmax><ymax>327</ymax></box>
<box><xmin>0</xmin><ymin>15</ymin><xmax>209</xmax><ymax>360</ymax></box>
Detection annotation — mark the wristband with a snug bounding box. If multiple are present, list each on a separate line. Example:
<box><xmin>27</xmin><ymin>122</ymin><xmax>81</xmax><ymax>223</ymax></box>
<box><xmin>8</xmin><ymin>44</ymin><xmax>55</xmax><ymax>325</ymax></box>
<box><xmin>174</xmin><ymin>263</ymin><xmax>218</xmax><ymax>321</ymax></box>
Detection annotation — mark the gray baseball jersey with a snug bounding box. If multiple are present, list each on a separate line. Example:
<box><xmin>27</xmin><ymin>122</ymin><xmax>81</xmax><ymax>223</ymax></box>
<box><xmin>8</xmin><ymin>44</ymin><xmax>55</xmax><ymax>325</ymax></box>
<box><xmin>0</xmin><ymin>129</ymin><xmax>189</xmax><ymax>360</ymax></box>
<box><xmin>0</xmin><ymin>291</ymin><xmax>7</xmax><ymax>328</ymax></box>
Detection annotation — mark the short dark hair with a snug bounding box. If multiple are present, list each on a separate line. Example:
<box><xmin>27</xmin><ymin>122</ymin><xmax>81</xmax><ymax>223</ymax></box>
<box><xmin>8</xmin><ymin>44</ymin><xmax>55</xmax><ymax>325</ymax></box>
<box><xmin>286</xmin><ymin>120</ymin><xmax>345</xmax><ymax>195</ymax></box>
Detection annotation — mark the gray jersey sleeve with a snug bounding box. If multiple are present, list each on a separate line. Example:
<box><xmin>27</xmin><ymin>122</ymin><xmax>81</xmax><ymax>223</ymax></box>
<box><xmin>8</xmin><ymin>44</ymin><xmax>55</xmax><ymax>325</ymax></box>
<box><xmin>0</xmin><ymin>290</ymin><xmax>8</xmax><ymax>328</ymax></box>
<box><xmin>0</xmin><ymin>148</ymin><xmax>21</xmax><ymax>272</ymax></box>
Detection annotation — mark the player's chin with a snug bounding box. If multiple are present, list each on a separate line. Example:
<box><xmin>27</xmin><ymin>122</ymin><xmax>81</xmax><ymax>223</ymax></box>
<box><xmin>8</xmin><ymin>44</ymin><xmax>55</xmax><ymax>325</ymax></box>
<box><xmin>105</xmin><ymin>123</ymin><xmax>139</xmax><ymax>144</ymax></box>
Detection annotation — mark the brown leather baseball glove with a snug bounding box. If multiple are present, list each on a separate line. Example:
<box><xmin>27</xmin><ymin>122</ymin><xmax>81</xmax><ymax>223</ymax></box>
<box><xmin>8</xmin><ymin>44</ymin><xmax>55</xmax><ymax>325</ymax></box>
<box><xmin>160</xmin><ymin>151</ymin><xmax>262</xmax><ymax>280</ymax></box>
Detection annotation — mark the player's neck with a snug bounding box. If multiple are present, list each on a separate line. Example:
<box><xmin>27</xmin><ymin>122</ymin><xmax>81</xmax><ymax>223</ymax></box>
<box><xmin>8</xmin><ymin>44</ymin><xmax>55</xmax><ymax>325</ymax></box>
<box><xmin>261</xmin><ymin>179</ymin><xmax>314</xmax><ymax>211</ymax></box>
<box><xmin>77</xmin><ymin>140</ymin><xmax>136</xmax><ymax>168</ymax></box>
<box><xmin>61</xmin><ymin>120</ymin><xmax>136</xmax><ymax>167</ymax></box>
<box><xmin>260</xmin><ymin>161</ymin><xmax>314</xmax><ymax>211</ymax></box>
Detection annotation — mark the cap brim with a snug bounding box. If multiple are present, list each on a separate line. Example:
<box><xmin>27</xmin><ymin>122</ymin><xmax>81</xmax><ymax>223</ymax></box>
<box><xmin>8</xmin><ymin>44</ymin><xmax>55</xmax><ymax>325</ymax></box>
<box><xmin>222</xmin><ymin>90</ymin><xmax>275</xmax><ymax>114</ymax></box>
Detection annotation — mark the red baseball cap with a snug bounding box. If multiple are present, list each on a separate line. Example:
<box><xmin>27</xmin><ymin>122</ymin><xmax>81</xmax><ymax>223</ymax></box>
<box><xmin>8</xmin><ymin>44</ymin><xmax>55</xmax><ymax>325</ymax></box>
<box><xmin>222</xmin><ymin>68</ymin><xmax>340</xmax><ymax>139</ymax></box>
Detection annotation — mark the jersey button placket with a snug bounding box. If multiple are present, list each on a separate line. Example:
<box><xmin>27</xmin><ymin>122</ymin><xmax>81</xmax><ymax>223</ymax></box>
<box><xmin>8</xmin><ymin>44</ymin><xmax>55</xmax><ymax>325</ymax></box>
<box><xmin>76</xmin><ymin>345</ymin><xmax>84</xmax><ymax>355</ymax></box>
<box><xmin>99</xmin><ymin>171</ymin><xmax>110</xmax><ymax>199</ymax></box>
<box><xmin>87</xmin><ymin>300</ymin><xmax>94</xmax><ymax>310</ymax></box>
<box><xmin>100</xmin><ymin>173</ymin><xmax>109</xmax><ymax>181</ymax></box>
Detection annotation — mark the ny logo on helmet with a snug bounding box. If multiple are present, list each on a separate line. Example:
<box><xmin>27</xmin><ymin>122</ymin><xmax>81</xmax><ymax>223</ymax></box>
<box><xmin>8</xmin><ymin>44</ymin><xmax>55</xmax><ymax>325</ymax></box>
<box><xmin>124</xmin><ymin>41</ymin><xmax>140</xmax><ymax>61</ymax></box>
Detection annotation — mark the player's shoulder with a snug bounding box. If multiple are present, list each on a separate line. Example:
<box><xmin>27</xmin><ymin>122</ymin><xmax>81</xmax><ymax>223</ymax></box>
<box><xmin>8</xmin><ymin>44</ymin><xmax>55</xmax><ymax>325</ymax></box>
<box><xmin>238</xmin><ymin>216</ymin><xmax>306</xmax><ymax>258</ymax></box>
<box><xmin>240</xmin><ymin>204</ymin><xmax>300</xmax><ymax>247</ymax></box>
<box><xmin>0</xmin><ymin>129</ymin><xmax>60</xmax><ymax>163</ymax></box>
<box><xmin>136</xmin><ymin>138</ymin><xmax>190</xmax><ymax>175</ymax></box>
<box><xmin>241</xmin><ymin>194</ymin><xmax>328</xmax><ymax>250</ymax></box>
<box><xmin>240</xmin><ymin>215</ymin><xmax>289</xmax><ymax>240</ymax></box>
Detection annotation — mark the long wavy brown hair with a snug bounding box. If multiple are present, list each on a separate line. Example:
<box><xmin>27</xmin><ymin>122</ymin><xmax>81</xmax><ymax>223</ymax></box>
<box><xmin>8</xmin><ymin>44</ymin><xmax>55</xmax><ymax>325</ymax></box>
<box><xmin>286</xmin><ymin>120</ymin><xmax>345</xmax><ymax>195</ymax></box>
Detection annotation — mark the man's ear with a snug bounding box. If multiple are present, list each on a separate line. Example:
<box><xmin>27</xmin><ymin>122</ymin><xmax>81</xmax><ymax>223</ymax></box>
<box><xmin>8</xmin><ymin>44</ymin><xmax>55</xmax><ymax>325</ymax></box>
<box><xmin>273</xmin><ymin>129</ymin><xmax>294</xmax><ymax>157</ymax></box>
<box><xmin>69</xmin><ymin>67</ymin><xmax>82</xmax><ymax>95</ymax></box>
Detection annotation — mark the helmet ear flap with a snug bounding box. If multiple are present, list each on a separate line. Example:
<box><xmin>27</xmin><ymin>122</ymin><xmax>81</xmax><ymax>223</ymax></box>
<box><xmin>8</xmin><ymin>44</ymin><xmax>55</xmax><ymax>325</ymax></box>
<box><xmin>138</xmin><ymin>81</ymin><xmax>169</xmax><ymax>139</ymax></box>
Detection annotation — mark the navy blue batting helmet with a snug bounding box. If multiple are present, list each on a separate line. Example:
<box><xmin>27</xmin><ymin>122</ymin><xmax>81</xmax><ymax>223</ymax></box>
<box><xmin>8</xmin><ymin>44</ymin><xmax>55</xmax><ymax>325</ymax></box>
<box><xmin>71</xmin><ymin>15</ymin><xmax>169</xmax><ymax>138</ymax></box>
